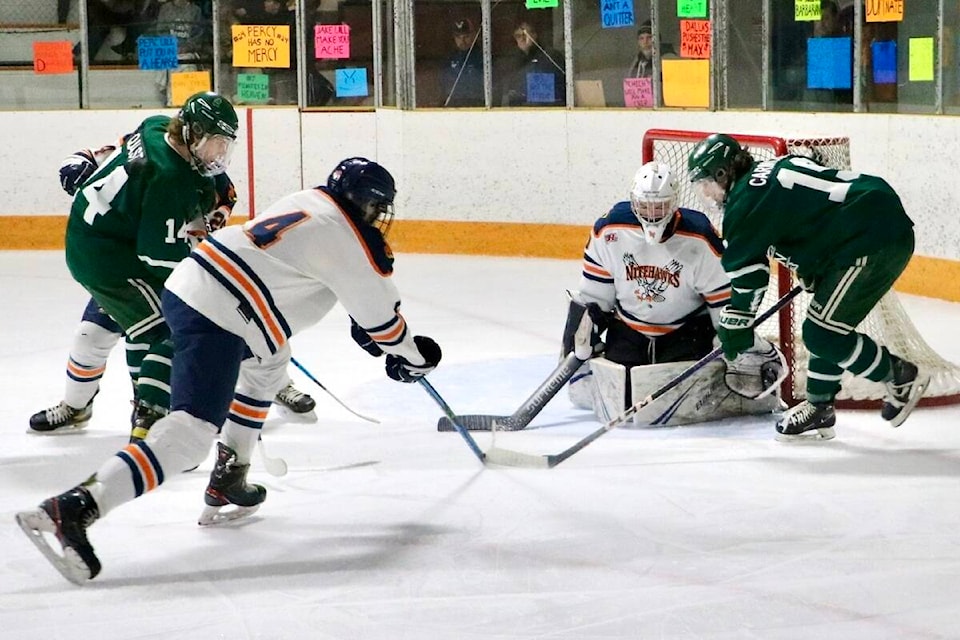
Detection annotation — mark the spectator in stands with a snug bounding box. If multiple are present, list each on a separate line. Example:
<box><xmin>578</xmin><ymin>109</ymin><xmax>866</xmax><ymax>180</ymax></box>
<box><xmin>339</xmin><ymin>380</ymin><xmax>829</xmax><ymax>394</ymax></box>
<box><xmin>155</xmin><ymin>0</ymin><xmax>204</xmax><ymax>57</ymax></box>
<box><xmin>439</xmin><ymin>18</ymin><xmax>484</xmax><ymax>107</ymax></box>
<box><xmin>501</xmin><ymin>21</ymin><xmax>565</xmax><ymax>107</ymax></box>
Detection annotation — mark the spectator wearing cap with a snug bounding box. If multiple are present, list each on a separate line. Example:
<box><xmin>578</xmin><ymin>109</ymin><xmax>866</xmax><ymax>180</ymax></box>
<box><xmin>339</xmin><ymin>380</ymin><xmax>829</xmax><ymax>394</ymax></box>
<box><xmin>629</xmin><ymin>20</ymin><xmax>654</xmax><ymax>78</ymax></box>
<box><xmin>628</xmin><ymin>19</ymin><xmax>677</xmax><ymax>79</ymax></box>
<box><xmin>439</xmin><ymin>18</ymin><xmax>484</xmax><ymax>107</ymax></box>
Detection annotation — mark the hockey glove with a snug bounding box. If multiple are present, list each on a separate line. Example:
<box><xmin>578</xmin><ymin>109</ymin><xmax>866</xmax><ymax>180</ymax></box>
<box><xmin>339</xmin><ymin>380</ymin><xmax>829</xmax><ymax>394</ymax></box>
<box><xmin>724</xmin><ymin>336</ymin><xmax>788</xmax><ymax>400</ymax></box>
<box><xmin>386</xmin><ymin>335</ymin><xmax>442</xmax><ymax>383</ymax></box>
<box><xmin>350</xmin><ymin>317</ymin><xmax>383</xmax><ymax>357</ymax></box>
<box><xmin>59</xmin><ymin>150</ymin><xmax>98</xmax><ymax>196</ymax></box>
<box><xmin>561</xmin><ymin>297</ymin><xmax>608</xmax><ymax>361</ymax></box>
<box><xmin>717</xmin><ymin>306</ymin><xmax>757</xmax><ymax>360</ymax></box>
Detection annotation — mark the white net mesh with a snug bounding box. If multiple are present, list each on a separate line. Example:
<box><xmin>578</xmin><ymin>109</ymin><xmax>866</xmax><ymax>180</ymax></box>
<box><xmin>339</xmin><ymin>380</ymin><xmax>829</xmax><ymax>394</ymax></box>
<box><xmin>643</xmin><ymin>128</ymin><xmax>960</xmax><ymax>408</ymax></box>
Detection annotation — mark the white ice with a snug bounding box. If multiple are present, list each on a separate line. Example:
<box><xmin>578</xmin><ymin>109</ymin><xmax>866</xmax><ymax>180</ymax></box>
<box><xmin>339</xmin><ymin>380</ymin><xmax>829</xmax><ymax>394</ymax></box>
<box><xmin>4</xmin><ymin>251</ymin><xmax>960</xmax><ymax>640</ymax></box>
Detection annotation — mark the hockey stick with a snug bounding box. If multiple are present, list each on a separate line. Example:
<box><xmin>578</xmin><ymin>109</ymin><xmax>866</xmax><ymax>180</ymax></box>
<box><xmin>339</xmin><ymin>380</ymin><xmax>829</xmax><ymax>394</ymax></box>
<box><xmin>290</xmin><ymin>357</ymin><xmax>380</xmax><ymax>424</ymax></box>
<box><xmin>418</xmin><ymin>378</ymin><xmax>486</xmax><ymax>464</ymax></box>
<box><xmin>436</xmin><ymin>352</ymin><xmax>586</xmax><ymax>432</ymax></box>
<box><xmin>485</xmin><ymin>285</ymin><xmax>804</xmax><ymax>469</ymax></box>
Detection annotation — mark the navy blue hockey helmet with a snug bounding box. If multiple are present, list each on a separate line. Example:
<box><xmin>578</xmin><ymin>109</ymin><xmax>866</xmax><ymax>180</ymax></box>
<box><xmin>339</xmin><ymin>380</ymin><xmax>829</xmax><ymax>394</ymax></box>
<box><xmin>327</xmin><ymin>157</ymin><xmax>397</xmax><ymax>234</ymax></box>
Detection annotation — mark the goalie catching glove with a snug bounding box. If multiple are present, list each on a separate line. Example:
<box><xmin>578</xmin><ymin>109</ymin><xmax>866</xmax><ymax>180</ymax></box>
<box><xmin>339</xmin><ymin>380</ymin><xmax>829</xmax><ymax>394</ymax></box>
<box><xmin>386</xmin><ymin>335</ymin><xmax>442</xmax><ymax>382</ymax></box>
<box><xmin>723</xmin><ymin>336</ymin><xmax>788</xmax><ymax>400</ymax></box>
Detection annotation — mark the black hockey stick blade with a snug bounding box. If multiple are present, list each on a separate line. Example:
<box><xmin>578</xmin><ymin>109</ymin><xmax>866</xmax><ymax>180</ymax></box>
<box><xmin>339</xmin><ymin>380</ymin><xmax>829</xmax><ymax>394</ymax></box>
<box><xmin>437</xmin><ymin>414</ymin><xmax>524</xmax><ymax>432</ymax></box>
<box><xmin>436</xmin><ymin>352</ymin><xmax>585</xmax><ymax>432</ymax></box>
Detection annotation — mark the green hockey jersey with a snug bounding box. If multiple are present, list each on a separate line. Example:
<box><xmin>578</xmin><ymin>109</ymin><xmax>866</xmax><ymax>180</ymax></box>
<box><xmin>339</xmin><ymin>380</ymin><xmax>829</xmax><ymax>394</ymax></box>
<box><xmin>65</xmin><ymin>115</ymin><xmax>216</xmax><ymax>288</ymax></box>
<box><xmin>721</xmin><ymin>154</ymin><xmax>914</xmax><ymax>312</ymax></box>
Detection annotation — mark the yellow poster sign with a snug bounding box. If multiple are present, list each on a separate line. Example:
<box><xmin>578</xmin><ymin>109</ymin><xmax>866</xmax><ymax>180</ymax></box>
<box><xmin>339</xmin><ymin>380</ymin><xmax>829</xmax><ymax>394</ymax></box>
<box><xmin>662</xmin><ymin>59</ymin><xmax>709</xmax><ymax>108</ymax></box>
<box><xmin>866</xmin><ymin>0</ymin><xmax>904</xmax><ymax>23</ymax></box>
<box><xmin>170</xmin><ymin>71</ymin><xmax>211</xmax><ymax>106</ymax></box>
<box><xmin>232</xmin><ymin>25</ymin><xmax>291</xmax><ymax>68</ymax></box>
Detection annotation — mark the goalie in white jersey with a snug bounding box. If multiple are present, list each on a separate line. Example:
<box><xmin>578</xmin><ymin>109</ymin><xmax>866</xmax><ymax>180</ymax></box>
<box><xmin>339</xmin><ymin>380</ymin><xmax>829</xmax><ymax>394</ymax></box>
<box><xmin>16</xmin><ymin>157</ymin><xmax>442</xmax><ymax>585</ymax></box>
<box><xmin>563</xmin><ymin>161</ymin><xmax>783</xmax><ymax>427</ymax></box>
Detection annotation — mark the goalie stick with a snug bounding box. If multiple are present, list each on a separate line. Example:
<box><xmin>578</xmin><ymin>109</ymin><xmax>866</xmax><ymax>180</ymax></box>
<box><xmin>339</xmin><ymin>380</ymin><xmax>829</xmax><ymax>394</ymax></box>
<box><xmin>436</xmin><ymin>352</ymin><xmax>586</xmax><ymax>432</ymax></box>
<box><xmin>485</xmin><ymin>285</ymin><xmax>804</xmax><ymax>469</ymax></box>
<box><xmin>419</xmin><ymin>378</ymin><xmax>487</xmax><ymax>463</ymax></box>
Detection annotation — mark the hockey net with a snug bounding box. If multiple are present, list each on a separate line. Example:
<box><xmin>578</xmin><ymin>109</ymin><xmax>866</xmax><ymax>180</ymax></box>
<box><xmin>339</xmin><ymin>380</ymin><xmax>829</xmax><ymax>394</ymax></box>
<box><xmin>642</xmin><ymin>128</ymin><xmax>960</xmax><ymax>409</ymax></box>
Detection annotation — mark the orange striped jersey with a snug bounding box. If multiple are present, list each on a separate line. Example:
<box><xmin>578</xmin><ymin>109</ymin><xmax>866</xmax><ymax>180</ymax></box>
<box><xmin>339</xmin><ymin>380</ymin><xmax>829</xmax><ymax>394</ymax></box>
<box><xmin>164</xmin><ymin>187</ymin><xmax>427</xmax><ymax>366</ymax></box>
<box><xmin>578</xmin><ymin>202</ymin><xmax>730</xmax><ymax>338</ymax></box>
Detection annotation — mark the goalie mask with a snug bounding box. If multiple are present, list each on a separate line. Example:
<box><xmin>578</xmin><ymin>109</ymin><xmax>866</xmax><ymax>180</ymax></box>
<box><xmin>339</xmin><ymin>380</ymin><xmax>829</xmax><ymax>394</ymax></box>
<box><xmin>629</xmin><ymin>161</ymin><xmax>678</xmax><ymax>244</ymax></box>
<box><xmin>179</xmin><ymin>92</ymin><xmax>238</xmax><ymax>177</ymax></box>
<box><xmin>687</xmin><ymin>132</ymin><xmax>741</xmax><ymax>214</ymax></box>
<box><xmin>327</xmin><ymin>157</ymin><xmax>397</xmax><ymax>235</ymax></box>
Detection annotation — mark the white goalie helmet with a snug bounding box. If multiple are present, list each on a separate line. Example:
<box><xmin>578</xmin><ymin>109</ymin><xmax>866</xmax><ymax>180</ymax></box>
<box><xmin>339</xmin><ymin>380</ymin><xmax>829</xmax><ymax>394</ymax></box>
<box><xmin>629</xmin><ymin>161</ymin><xmax>678</xmax><ymax>244</ymax></box>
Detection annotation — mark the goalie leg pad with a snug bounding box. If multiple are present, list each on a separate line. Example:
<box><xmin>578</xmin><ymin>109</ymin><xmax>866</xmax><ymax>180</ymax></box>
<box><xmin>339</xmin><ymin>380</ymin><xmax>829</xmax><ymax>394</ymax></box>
<box><xmin>567</xmin><ymin>360</ymin><xmax>596</xmax><ymax>411</ymax></box>
<box><xmin>630</xmin><ymin>360</ymin><xmax>781</xmax><ymax>427</ymax></box>
<box><xmin>587</xmin><ymin>357</ymin><xmax>628</xmax><ymax>422</ymax></box>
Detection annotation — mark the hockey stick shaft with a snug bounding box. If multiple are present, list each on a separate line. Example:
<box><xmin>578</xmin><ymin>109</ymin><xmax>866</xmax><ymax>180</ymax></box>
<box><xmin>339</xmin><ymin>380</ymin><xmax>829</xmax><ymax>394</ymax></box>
<box><xmin>437</xmin><ymin>352</ymin><xmax>585</xmax><ymax>432</ymax></box>
<box><xmin>290</xmin><ymin>357</ymin><xmax>381</xmax><ymax>424</ymax></box>
<box><xmin>418</xmin><ymin>378</ymin><xmax>486</xmax><ymax>463</ymax></box>
<box><xmin>544</xmin><ymin>285</ymin><xmax>804</xmax><ymax>468</ymax></box>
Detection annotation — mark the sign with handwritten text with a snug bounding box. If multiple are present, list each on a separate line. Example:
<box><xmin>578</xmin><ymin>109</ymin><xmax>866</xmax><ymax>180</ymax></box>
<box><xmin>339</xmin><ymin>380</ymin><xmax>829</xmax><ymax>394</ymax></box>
<box><xmin>680</xmin><ymin>20</ymin><xmax>711</xmax><ymax>58</ymax></box>
<box><xmin>232</xmin><ymin>25</ymin><xmax>291</xmax><ymax>68</ymax></box>
<box><xmin>315</xmin><ymin>24</ymin><xmax>350</xmax><ymax>59</ymax></box>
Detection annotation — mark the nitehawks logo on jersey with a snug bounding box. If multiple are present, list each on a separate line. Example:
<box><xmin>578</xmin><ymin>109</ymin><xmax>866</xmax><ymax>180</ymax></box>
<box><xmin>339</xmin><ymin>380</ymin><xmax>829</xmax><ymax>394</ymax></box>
<box><xmin>623</xmin><ymin>254</ymin><xmax>683</xmax><ymax>303</ymax></box>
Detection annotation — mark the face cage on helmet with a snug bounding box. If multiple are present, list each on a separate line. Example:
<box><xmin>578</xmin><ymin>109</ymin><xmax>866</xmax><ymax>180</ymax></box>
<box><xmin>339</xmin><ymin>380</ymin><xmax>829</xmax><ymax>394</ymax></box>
<box><xmin>630</xmin><ymin>196</ymin><xmax>675</xmax><ymax>244</ymax></box>
<box><xmin>189</xmin><ymin>134</ymin><xmax>236</xmax><ymax>177</ymax></box>
<box><xmin>692</xmin><ymin>178</ymin><xmax>727</xmax><ymax>218</ymax></box>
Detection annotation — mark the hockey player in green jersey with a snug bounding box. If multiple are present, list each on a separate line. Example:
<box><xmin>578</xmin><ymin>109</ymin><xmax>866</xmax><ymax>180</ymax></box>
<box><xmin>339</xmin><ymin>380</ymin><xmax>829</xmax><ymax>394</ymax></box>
<box><xmin>687</xmin><ymin>133</ymin><xmax>929</xmax><ymax>441</ymax></box>
<box><xmin>64</xmin><ymin>91</ymin><xmax>238</xmax><ymax>442</ymax></box>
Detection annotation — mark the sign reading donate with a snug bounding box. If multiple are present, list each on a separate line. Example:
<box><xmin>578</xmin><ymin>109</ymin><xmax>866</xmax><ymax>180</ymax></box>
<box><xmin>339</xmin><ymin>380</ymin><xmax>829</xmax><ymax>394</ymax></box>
<box><xmin>315</xmin><ymin>24</ymin><xmax>350</xmax><ymax>59</ymax></box>
<box><xmin>232</xmin><ymin>25</ymin><xmax>291</xmax><ymax>68</ymax></box>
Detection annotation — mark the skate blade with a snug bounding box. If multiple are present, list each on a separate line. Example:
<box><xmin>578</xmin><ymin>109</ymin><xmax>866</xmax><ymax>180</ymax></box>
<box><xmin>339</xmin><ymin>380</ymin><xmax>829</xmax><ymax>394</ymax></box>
<box><xmin>26</xmin><ymin>421</ymin><xmax>90</xmax><ymax>436</ymax></box>
<box><xmin>273</xmin><ymin>405</ymin><xmax>318</xmax><ymax>423</ymax></box>
<box><xmin>198</xmin><ymin>503</ymin><xmax>261</xmax><ymax>527</ymax></box>
<box><xmin>775</xmin><ymin>426</ymin><xmax>836</xmax><ymax>442</ymax></box>
<box><xmin>888</xmin><ymin>373</ymin><xmax>931</xmax><ymax>428</ymax></box>
<box><xmin>15</xmin><ymin>510</ymin><xmax>92</xmax><ymax>585</ymax></box>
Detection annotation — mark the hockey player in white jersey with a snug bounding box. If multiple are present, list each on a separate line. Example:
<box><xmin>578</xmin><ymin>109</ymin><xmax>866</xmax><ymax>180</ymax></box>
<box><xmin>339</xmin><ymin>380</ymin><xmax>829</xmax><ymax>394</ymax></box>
<box><xmin>28</xmin><ymin>142</ymin><xmax>317</xmax><ymax>436</ymax></box>
<box><xmin>562</xmin><ymin>161</ymin><xmax>783</xmax><ymax>427</ymax></box>
<box><xmin>16</xmin><ymin>157</ymin><xmax>442</xmax><ymax>585</ymax></box>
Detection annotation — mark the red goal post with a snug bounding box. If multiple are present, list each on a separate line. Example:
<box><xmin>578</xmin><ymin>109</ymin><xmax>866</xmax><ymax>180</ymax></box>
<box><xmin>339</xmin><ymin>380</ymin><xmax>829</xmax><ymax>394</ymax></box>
<box><xmin>641</xmin><ymin>128</ymin><xmax>960</xmax><ymax>409</ymax></box>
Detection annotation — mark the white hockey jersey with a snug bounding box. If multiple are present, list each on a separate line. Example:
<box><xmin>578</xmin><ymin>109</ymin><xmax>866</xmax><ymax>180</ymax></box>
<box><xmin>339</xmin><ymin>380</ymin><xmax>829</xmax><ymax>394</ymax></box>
<box><xmin>578</xmin><ymin>203</ymin><xmax>730</xmax><ymax>337</ymax></box>
<box><xmin>164</xmin><ymin>187</ymin><xmax>426</xmax><ymax>365</ymax></box>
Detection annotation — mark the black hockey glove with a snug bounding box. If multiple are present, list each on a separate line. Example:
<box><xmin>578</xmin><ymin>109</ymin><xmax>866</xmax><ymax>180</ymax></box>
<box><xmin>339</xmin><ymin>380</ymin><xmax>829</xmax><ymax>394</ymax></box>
<box><xmin>385</xmin><ymin>335</ymin><xmax>442</xmax><ymax>383</ymax></box>
<box><xmin>350</xmin><ymin>317</ymin><xmax>384</xmax><ymax>357</ymax></box>
<box><xmin>59</xmin><ymin>150</ymin><xmax>98</xmax><ymax>196</ymax></box>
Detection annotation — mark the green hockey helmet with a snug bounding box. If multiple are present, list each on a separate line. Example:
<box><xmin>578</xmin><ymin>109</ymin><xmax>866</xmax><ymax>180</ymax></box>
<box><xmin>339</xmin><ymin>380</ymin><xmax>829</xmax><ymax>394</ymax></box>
<box><xmin>179</xmin><ymin>91</ymin><xmax>238</xmax><ymax>177</ymax></box>
<box><xmin>687</xmin><ymin>133</ymin><xmax>741</xmax><ymax>184</ymax></box>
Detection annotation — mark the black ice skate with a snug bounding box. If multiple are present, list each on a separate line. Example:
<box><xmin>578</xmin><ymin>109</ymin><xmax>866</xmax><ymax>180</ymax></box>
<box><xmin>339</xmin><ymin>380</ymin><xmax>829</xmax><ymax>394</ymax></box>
<box><xmin>881</xmin><ymin>356</ymin><xmax>930</xmax><ymax>428</ymax></box>
<box><xmin>273</xmin><ymin>382</ymin><xmax>317</xmax><ymax>417</ymax></box>
<box><xmin>28</xmin><ymin>399</ymin><xmax>94</xmax><ymax>435</ymax></box>
<box><xmin>130</xmin><ymin>401</ymin><xmax>167</xmax><ymax>443</ymax></box>
<box><xmin>775</xmin><ymin>400</ymin><xmax>836</xmax><ymax>442</ymax></box>
<box><xmin>15</xmin><ymin>486</ymin><xmax>101</xmax><ymax>585</ymax></box>
<box><xmin>198</xmin><ymin>442</ymin><xmax>267</xmax><ymax>526</ymax></box>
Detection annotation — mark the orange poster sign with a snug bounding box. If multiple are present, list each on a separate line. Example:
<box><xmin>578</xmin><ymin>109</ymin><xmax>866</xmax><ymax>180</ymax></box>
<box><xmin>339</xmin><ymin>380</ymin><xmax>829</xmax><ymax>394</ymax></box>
<box><xmin>33</xmin><ymin>41</ymin><xmax>74</xmax><ymax>74</ymax></box>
